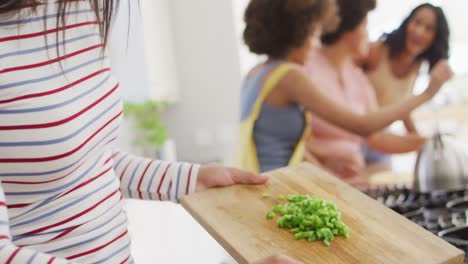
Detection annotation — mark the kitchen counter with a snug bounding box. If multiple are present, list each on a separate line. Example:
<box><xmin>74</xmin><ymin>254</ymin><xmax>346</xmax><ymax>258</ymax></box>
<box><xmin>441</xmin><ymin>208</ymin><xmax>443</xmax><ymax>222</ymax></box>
<box><xmin>413</xmin><ymin>104</ymin><xmax>468</xmax><ymax>124</ymax></box>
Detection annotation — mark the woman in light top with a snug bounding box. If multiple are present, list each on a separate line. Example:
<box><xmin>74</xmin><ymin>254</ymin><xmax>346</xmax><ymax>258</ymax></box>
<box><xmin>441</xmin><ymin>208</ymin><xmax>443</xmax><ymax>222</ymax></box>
<box><xmin>236</xmin><ymin>0</ymin><xmax>452</xmax><ymax>173</ymax></box>
<box><xmin>304</xmin><ymin>0</ymin><xmax>438</xmax><ymax>178</ymax></box>
<box><xmin>364</xmin><ymin>3</ymin><xmax>450</xmax><ymax>133</ymax></box>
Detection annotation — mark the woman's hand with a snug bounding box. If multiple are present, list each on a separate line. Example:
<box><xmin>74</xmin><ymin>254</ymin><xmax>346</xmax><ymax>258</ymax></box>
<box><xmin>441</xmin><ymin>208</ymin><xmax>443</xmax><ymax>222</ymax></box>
<box><xmin>196</xmin><ymin>170</ymin><xmax>299</xmax><ymax>263</ymax></box>
<box><xmin>424</xmin><ymin>59</ymin><xmax>454</xmax><ymax>98</ymax></box>
<box><xmin>252</xmin><ymin>254</ymin><xmax>303</xmax><ymax>264</ymax></box>
<box><xmin>195</xmin><ymin>165</ymin><xmax>268</xmax><ymax>192</ymax></box>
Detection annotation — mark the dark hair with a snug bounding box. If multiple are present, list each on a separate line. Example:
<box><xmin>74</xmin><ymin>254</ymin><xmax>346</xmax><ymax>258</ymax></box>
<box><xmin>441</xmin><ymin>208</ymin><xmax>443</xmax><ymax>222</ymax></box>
<box><xmin>243</xmin><ymin>0</ymin><xmax>338</xmax><ymax>59</ymax></box>
<box><xmin>383</xmin><ymin>3</ymin><xmax>450</xmax><ymax>69</ymax></box>
<box><xmin>321</xmin><ymin>0</ymin><xmax>376</xmax><ymax>45</ymax></box>
<box><xmin>0</xmin><ymin>0</ymin><xmax>120</xmax><ymax>47</ymax></box>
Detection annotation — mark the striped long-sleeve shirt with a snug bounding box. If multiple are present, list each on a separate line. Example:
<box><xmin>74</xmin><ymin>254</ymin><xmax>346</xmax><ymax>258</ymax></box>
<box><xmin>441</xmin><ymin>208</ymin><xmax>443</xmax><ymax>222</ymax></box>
<box><xmin>0</xmin><ymin>1</ymin><xmax>199</xmax><ymax>263</ymax></box>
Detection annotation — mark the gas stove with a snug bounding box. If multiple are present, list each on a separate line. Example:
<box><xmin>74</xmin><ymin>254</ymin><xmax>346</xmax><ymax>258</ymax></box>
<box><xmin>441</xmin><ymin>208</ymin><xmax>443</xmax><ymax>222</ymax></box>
<box><xmin>363</xmin><ymin>186</ymin><xmax>468</xmax><ymax>262</ymax></box>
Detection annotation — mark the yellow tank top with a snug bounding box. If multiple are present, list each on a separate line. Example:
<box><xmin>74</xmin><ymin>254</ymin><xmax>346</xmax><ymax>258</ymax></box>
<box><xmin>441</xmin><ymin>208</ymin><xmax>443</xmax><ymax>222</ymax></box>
<box><xmin>235</xmin><ymin>63</ymin><xmax>311</xmax><ymax>173</ymax></box>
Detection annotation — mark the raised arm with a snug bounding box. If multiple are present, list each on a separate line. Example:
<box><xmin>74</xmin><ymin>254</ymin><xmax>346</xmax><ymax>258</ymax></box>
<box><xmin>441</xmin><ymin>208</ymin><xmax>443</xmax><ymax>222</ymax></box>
<box><xmin>284</xmin><ymin>60</ymin><xmax>452</xmax><ymax>137</ymax></box>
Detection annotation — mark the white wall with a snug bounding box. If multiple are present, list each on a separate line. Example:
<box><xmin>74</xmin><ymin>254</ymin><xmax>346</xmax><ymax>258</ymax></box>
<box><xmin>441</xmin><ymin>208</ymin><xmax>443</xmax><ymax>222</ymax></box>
<box><xmin>111</xmin><ymin>3</ymin><xmax>240</xmax><ymax>263</ymax></box>
<box><xmin>109</xmin><ymin>0</ymin><xmax>149</xmax><ymax>155</ymax></box>
<box><xmin>110</xmin><ymin>0</ymin><xmax>179</xmax><ymax>103</ymax></box>
<box><xmin>140</xmin><ymin>0</ymin><xmax>180</xmax><ymax>102</ymax></box>
<box><xmin>112</xmin><ymin>0</ymin><xmax>242</xmax><ymax>164</ymax></box>
<box><xmin>162</xmin><ymin>0</ymin><xmax>242</xmax><ymax>164</ymax></box>
<box><xmin>111</xmin><ymin>0</ymin><xmax>181</xmax><ymax>157</ymax></box>
<box><xmin>109</xmin><ymin>0</ymin><xmax>149</xmax><ymax>103</ymax></box>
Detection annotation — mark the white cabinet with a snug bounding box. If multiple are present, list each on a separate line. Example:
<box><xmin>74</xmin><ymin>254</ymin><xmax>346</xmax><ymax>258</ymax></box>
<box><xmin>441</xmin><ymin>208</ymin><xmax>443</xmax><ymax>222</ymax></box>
<box><xmin>140</xmin><ymin>0</ymin><xmax>179</xmax><ymax>102</ymax></box>
<box><xmin>110</xmin><ymin>0</ymin><xmax>179</xmax><ymax>102</ymax></box>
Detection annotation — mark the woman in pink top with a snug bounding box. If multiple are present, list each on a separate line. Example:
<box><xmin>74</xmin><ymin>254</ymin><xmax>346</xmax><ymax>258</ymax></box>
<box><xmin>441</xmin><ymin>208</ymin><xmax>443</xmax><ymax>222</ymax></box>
<box><xmin>304</xmin><ymin>0</ymin><xmax>448</xmax><ymax>178</ymax></box>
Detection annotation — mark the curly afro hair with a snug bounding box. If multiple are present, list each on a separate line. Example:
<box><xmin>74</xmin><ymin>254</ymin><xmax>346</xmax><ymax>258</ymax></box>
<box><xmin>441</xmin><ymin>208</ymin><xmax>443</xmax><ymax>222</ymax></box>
<box><xmin>243</xmin><ymin>0</ymin><xmax>339</xmax><ymax>59</ymax></box>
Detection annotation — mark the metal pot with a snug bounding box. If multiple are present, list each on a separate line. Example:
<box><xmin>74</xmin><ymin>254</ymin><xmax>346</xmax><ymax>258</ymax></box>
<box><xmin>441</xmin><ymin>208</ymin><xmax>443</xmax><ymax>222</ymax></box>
<box><xmin>414</xmin><ymin>133</ymin><xmax>468</xmax><ymax>192</ymax></box>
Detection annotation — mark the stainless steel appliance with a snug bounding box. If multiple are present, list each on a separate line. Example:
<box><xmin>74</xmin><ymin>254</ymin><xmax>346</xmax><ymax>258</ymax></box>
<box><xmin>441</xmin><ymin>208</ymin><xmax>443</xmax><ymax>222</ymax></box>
<box><xmin>414</xmin><ymin>132</ymin><xmax>468</xmax><ymax>191</ymax></box>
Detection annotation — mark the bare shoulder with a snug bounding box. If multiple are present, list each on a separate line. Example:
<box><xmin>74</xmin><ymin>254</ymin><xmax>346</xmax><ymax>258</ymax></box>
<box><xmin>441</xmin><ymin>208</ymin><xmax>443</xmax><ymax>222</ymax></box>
<box><xmin>263</xmin><ymin>63</ymin><xmax>306</xmax><ymax>106</ymax></box>
<box><xmin>276</xmin><ymin>63</ymin><xmax>309</xmax><ymax>89</ymax></box>
<box><xmin>365</xmin><ymin>41</ymin><xmax>386</xmax><ymax>72</ymax></box>
<box><xmin>274</xmin><ymin>63</ymin><xmax>320</xmax><ymax>104</ymax></box>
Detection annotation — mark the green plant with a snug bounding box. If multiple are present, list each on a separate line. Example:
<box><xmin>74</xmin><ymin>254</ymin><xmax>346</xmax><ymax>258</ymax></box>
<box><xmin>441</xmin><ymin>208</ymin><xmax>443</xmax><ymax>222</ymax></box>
<box><xmin>123</xmin><ymin>101</ymin><xmax>169</xmax><ymax>149</ymax></box>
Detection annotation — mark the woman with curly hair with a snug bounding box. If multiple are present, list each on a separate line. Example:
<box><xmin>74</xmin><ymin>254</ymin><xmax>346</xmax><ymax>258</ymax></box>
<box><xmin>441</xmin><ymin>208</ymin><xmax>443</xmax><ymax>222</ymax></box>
<box><xmin>365</xmin><ymin>3</ymin><xmax>450</xmax><ymax>133</ymax></box>
<box><xmin>236</xmin><ymin>0</ymin><xmax>452</xmax><ymax>173</ymax></box>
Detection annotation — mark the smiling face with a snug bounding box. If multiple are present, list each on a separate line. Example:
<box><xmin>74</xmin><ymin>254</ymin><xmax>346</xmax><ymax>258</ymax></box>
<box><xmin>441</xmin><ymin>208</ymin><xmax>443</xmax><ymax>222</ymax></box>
<box><xmin>405</xmin><ymin>6</ymin><xmax>437</xmax><ymax>57</ymax></box>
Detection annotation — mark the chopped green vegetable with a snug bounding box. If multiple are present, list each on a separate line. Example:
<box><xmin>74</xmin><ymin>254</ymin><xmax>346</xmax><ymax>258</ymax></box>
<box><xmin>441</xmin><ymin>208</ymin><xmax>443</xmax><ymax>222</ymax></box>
<box><xmin>290</xmin><ymin>228</ymin><xmax>301</xmax><ymax>234</ymax></box>
<box><xmin>294</xmin><ymin>232</ymin><xmax>304</xmax><ymax>240</ymax></box>
<box><xmin>265</xmin><ymin>194</ymin><xmax>349</xmax><ymax>247</ymax></box>
<box><xmin>272</xmin><ymin>205</ymin><xmax>283</xmax><ymax>213</ymax></box>
<box><xmin>261</xmin><ymin>193</ymin><xmax>270</xmax><ymax>199</ymax></box>
<box><xmin>266</xmin><ymin>211</ymin><xmax>275</xmax><ymax>220</ymax></box>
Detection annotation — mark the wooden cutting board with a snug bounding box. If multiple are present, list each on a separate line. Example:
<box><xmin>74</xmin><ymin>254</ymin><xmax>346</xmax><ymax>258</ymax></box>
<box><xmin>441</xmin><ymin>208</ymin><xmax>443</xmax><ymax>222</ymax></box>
<box><xmin>180</xmin><ymin>163</ymin><xmax>464</xmax><ymax>264</ymax></box>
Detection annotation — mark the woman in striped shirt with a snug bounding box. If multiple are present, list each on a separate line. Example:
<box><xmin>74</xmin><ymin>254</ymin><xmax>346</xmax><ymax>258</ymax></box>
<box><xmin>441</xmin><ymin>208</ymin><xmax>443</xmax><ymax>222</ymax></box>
<box><xmin>0</xmin><ymin>1</ymin><xmax>300</xmax><ymax>263</ymax></box>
